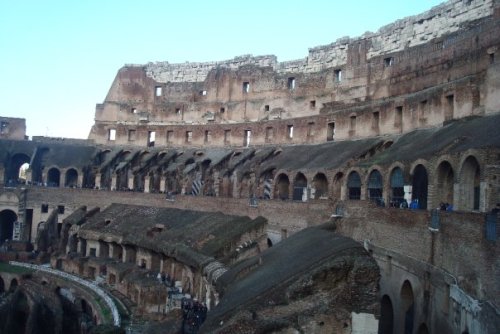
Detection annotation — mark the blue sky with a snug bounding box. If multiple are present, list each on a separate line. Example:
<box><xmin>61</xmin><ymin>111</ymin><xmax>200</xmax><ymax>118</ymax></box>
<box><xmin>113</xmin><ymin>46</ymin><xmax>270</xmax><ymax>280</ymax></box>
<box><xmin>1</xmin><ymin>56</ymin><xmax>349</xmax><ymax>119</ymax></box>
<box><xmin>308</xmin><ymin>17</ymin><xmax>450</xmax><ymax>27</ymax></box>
<box><xmin>0</xmin><ymin>0</ymin><xmax>443</xmax><ymax>139</ymax></box>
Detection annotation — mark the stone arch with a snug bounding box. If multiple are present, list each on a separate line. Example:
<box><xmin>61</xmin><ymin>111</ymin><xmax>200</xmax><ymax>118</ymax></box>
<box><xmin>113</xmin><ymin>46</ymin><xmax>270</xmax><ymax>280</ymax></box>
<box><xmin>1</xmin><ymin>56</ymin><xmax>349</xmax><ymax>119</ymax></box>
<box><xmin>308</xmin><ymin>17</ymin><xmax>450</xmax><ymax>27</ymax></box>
<box><xmin>436</xmin><ymin>161</ymin><xmax>454</xmax><ymax>208</ymax></box>
<box><xmin>390</xmin><ymin>166</ymin><xmax>405</xmax><ymax>207</ymax></box>
<box><xmin>64</xmin><ymin>168</ymin><xmax>78</xmax><ymax>188</ymax></box>
<box><xmin>0</xmin><ymin>275</ymin><xmax>4</xmax><ymax>293</ymax></box>
<box><xmin>9</xmin><ymin>278</ymin><xmax>18</xmax><ymax>292</ymax></box>
<box><xmin>459</xmin><ymin>155</ymin><xmax>481</xmax><ymax>211</ymax></box>
<box><xmin>293</xmin><ymin>172</ymin><xmax>308</xmax><ymax>201</ymax></box>
<box><xmin>417</xmin><ymin>323</ymin><xmax>430</xmax><ymax>334</ymax></box>
<box><xmin>332</xmin><ymin>171</ymin><xmax>344</xmax><ymax>200</ymax></box>
<box><xmin>312</xmin><ymin>172</ymin><xmax>328</xmax><ymax>199</ymax></box>
<box><xmin>5</xmin><ymin>153</ymin><xmax>31</xmax><ymax>186</ymax></box>
<box><xmin>347</xmin><ymin>171</ymin><xmax>361</xmax><ymax>200</ymax></box>
<box><xmin>0</xmin><ymin>209</ymin><xmax>17</xmax><ymax>246</ymax></box>
<box><xmin>367</xmin><ymin>169</ymin><xmax>383</xmax><ymax>203</ymax></box>
<box><xmin>411</xmin><ymin>164</ymin><xmax>428</xmax><ymax>209</ymax></box>
<box><xmin>275</xmin><ymin>173</ymin><xmax>290</xmax><ymax>200</ymax></box>
<box><xmin>10</xmin><ymin>289</ymin><xmax>29</xmax><ymax>333</ymax></box>
<box><xmin>400</xmin><ymin>280</ymin><xmax>415</xmax><ymax>334</ymax></box>
<box><xmin>379</xmin><ymin>294</ymin><xmax>394</xmax><ymax>334</ymax></box>
<box><xmin>47</xmin><ymin>167</ymin><xmax>61</xmax><ymax>187</ymax></box>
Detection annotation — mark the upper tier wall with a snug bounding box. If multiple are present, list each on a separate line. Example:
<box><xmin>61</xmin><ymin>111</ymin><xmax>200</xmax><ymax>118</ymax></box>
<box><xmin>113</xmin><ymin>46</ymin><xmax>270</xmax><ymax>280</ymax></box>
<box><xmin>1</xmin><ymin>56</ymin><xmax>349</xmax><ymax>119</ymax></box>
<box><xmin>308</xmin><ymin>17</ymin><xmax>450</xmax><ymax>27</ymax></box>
<box><xmin>140</xmin><ymin>0</ymin><xmax>494</xmax><ymax>83</ymax></box>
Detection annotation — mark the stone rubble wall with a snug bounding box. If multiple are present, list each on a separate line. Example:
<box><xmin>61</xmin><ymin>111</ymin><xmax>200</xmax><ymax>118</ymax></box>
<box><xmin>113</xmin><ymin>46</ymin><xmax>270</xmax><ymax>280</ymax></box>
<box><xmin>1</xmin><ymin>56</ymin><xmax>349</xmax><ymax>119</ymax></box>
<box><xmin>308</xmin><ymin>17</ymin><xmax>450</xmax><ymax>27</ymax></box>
<box><xmin>139</xmin><ymin>0</ymin><xmax>493</xmax><ymax>83</ymax></box>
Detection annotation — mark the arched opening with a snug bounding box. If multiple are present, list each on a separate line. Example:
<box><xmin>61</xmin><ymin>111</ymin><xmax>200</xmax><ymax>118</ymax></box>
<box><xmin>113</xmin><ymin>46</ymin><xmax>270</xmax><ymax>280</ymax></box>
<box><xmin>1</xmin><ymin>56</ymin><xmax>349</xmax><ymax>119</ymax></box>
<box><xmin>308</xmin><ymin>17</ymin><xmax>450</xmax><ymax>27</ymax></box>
<box><xmin>412</xmin><ymin>165</ymin><xmax>428</xmax><ymax>209</ymax></box>
<box><xmin>417</xmin><ymin>323</ymin><xmax>430</xmax><ymax>334</ymax></box>
<box><xmin>275</xmin><ymin>174</ymin><xmax>290</xmax><ymax>200</ymax></box>
<box><xmin>313</xmin><ymin>173</ymin><xmax>328</xmax><ymax>199</ymax></box>
<box><xmin>5</xmin><ymin>153</ymin><xmax>30</xmax><ymax>187</ymax></box>
<box><xmin>378</xmin><ymin>295</ymin><xmax>394</xmax><ymax>334</ymax></box>
<box><xmin>64</xmin><ymin>168</ymin><xmax>78</xmax><ymax>188</ymax></box>
<box><xmin>18</xmin><ymin>163</ymin><xmax>30</xmax><ymax>184</ymax></box>
<box><xmin>368</xmin><ymin>170</ymin><xmax>383</xmax><ymax>204</ymax></box>
<box><xmin>436</xmin><ymin>161</ymin><xmax>454</xmax><ymax>207</ymax></box>
<box><xmin>9</xmin><ymin>278</ymin><xmax>18</xmax><ymax>292</ymax></box>
<box><xmin>460</xmin><ymin>156</ymin><xmax>480</xmax><ymax>211</ymax></box>
<box><xmin>0</xmin><ymin>210</ymin><xmax>17</xmax><ymax>246</ymax></box>
<box><xmin>390</xmin><ymin>167</ymin><xmax>405</xmax><ymax>207</ymax></box>
<box><xmin>0</xmin><ymin>276</ymin><xmax>4</xmax><ymax>293</ymax></box>
<box><xmin>10</xmin><ymin>290</ymin><xmax>29</xmax><ymax>333</ymax></box>
<box><xmin>293</xmin><ymin>173</ymin><xmax>308</xmax><ymax>201</ymax></box>
<box><xmin>347</xmin><ymin>171</ymin><xmax>361</xmax><ymax>200</ymax></box>
<box><xmin>47</xmin><ymin>167</ymin><xmax>60</xmax><ymax>187</ymax></box>
<box><xmin>267</xmin><ymin>238</ymin><xmax>273</xmax><ymax>248</ymax></box>
<box><xmin>400</xmin><ymin>280</ymin><xmax>415</xmax><ymax>334</ymax></box>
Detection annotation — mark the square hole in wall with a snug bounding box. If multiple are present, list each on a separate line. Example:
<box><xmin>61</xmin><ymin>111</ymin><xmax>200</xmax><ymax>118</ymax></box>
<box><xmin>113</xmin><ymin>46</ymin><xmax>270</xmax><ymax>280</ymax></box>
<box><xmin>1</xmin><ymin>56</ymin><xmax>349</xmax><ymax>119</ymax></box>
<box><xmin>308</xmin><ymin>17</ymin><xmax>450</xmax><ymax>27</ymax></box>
<box><xmin>58</xmin><ymin>205</ymin><xmax>65</xmax><ymax>214</ymax></box>
<box><xmin>242</xmin><ymin>82</ymin><xmax>250</xmax><ymax>94</ymax></box>
<box><xmin>384</xmin><ymin>57</ymin><xmax>394</xmax><ymax>67</ymax></box>
<box><xmin>310</xmin><ymin>100</ymin><xmax>316</xmax><ymax>108</ymax></box>
<box><xmin>334</xmin><ymin>69</ymin><xmax>342</xmax><ymax>82</ymax></box>
<box><xmin>264</xmin><ymin>105</ymin><xmax>270</xmax><ymax>112</ymax></box>
<box><xmin>41</xmin><ymin>204</ymin><xmax>48</xmax><ymax>213</ymax></box>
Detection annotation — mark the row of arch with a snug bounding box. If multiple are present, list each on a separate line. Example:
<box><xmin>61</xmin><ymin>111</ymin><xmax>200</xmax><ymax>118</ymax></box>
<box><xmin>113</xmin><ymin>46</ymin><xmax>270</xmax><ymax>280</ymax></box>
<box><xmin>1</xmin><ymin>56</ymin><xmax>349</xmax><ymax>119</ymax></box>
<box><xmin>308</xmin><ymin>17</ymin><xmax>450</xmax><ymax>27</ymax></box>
<box><xmin>4</xmin><ymin>151</ymin><xmax>485</xmax><ymax>211</ymax></box>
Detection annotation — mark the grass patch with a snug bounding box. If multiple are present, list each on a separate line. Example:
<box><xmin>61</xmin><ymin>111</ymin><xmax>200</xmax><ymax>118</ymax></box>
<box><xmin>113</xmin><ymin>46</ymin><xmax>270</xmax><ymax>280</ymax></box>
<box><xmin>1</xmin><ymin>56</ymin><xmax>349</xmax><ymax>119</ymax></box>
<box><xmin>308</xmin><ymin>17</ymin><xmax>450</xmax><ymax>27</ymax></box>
<box><xmin>0</xmin><ymin>262</ymin><xmax>34</xmax><ymax>274</ymax></box>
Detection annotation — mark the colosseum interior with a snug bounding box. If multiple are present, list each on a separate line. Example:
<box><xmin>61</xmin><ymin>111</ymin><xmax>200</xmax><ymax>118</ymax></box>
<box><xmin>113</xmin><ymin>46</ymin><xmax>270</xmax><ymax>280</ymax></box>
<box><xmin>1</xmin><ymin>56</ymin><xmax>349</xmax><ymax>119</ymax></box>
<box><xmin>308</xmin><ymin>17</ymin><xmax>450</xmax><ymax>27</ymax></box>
<box><xmin>0</xmin><ymin>0</ymin><xmax>499</xmax><ymax>333</ymax></box>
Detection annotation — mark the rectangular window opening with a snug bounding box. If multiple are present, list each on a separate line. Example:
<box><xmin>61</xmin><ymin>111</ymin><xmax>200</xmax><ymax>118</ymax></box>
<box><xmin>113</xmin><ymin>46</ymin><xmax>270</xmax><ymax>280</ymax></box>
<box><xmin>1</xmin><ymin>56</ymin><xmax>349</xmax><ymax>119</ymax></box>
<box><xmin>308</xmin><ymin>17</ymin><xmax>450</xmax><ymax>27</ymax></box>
<box><xmin>384</xmin><ymin>57</ymin><xmax>394</xmax><ymax>67</ymax></box>
<box><xmin>287</xmin><ymin>125</ymin><xmax>294</xmax><ymax>139</ymax></box>
<box><xmin>242</xmin><ymin>82</ymin><xmax>250</xmax><ymax>94</ymax></box>
<box><xmin>334</xmin><ymin>69</ymin><xmax>342</xmax><ymax>82</ymax></box>
<box><xmin>264</xmin><ymin>105</ymin><xmax>270</xmax><ymax>112</ymax></box>
<box><xmin>128</xmin><ymin>129</ymin><xmax>136</xmax><ymax>141</ymax></box>
<box><xmin>204</xmin><ymin>130</ymin><xmax>211</xmax><ymax>143</ymax></box>
<box><xmin>327</xmin><ymin>122</ymin><xmax>335</xmax><ymax>141</ymax></box>
<box><xmin>490</xmin><ymin>53</ymin><xmax>495</xmax><ymax>64</ymax></box>
<box><xmin>244</xmin><ymin>130</ymin><xmax>251</xmax><ymax>147</ymax></box>
<box><xmin>219</xmin><ymin>107</ymin><xmax>225</xmax><ymax>113</ymax></box>
<box><xmin>287</xmin><ymin>77</ymin><xmax>296</xmax><ymax>90</ymax></box>
<box><xmin>395</xmin><ymin>106</ymin><xmax>403</xmax><ymax>130</ymax></box>
<box><xmin>57</xmin><ymin>205</ymin><xmax>65</xmax><ymax>214</ymax></box>
<box><xmin>373</xmin><ymin>111</ymin><xmax>380</xmax><ymax>128</ymax></box>
<box><xmin>310</xmin><ymin>100</ymin><xmax>316</xmax><ymax>108</ymax></box>
<box><xmin>155</xmin><ymin>86</ymin><xmax>162</xmax><ymax>97</ymax></box>
<box><xmin>266</xmin><ymin>127</ymin><xmax>274</xmax><ymax>142</ymax></box>
<box><xmin>199</xmin><ymin>90</ymin><xmax>207</xmax><ymax>96</ymax></box>
<box><xmin>350</xmin><ymin>116</ymin><xmax>357</xmax><ymax>133</ymax></box>
<box><xmin>131</xmin><ymin>108</ymin><xmax>137</xmax><ymax>114</ymax></box>
<box><xmin>148</xmin><ymin>131</ymin><xmax>156</xmax><ymax>147</ymax></box>
<box><xmin>185</xmin><ymin>131</ymin><xmax>192</xmax><ymax>143</ymax></box>
<box><xmin>175</xmin><ymin>108</ymin><xmax>181</xmax><ymax>115</ymax></box>
<box><xmin>166</xmin><ymin>130</ymin><xmax>174</xmax><ymax>144</ymax></box>
<box><xmin>108</xmin><ymin>129</ymin><xmax>116</xmax><ymax>141</ymax></box>
<box><xmin>41</xmin><ymin>204</ymin><xmax>48</xmax><ymax>213</ymax></box>
<box><xmin>224</xmin><ymin>130</ymin><xmax>231</xmax><ymax>144</ymax></box>
<box><xmin>307</xmin><ymin>122</ymin><xmax>315</xmax><ymax>137</ymax></box>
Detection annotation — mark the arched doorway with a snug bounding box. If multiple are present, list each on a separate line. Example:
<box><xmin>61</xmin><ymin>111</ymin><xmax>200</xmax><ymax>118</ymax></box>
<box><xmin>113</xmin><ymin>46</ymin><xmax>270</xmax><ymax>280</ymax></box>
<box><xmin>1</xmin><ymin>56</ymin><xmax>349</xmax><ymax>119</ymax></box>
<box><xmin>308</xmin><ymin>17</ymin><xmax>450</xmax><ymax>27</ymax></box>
<box><xmin>313</xmin><ymin>173</ymin><xmax>328</xmax><ymax>199</ymax></box>
<box><xmin>347</xmin><ymin>171</ymin><xmax>361</xmax><ymax>200</ymax></box>
<box><xmin>0</xmin><ymin>275</ymin><xmax>4</xmax><ymax>293</ymax></box>
<box><xmin>379</xmin><ymin>295</ymin><xmax>394</xmax><ymax>334</ymax></box>
<box><xmin>64</xmin><ymin>168</ymin><xmax>78</xmax><ymax>188</ymax></box>
<box><xmin>47</xmin><ymin>168</ymin><xmax>60</xmax><ymax>187</ymax></box>
<box><xmin>368</xmin><ymin>170</ymin><xmax>383</xmax><ymax>204</ymax></box>
<box><xmin>5</xmin><ymin>153</ymin><xmax>30</xmax><ymax>186</ymax></box>
<box><xmin>412</xmin><ymin>165</ymin><xmax>428</xmax><ymax>209</ymax></box>
<box><xmin>436</xmin><ymin>161</ymin><xmax>454</xmax><ymax>207</ymax></box>
<box><xmin>10</xmin><ymin>290</ymin><xmax>29</xmax><ymax>333</ymax></box>
<box><xmin>390</xmin><ymin>167</ymin><xmax>405</xmax><ymax>207</ymax></box>
<box><xmin>460</xmin><ymin>156</ymin><xmax>480</xmax><ymax>211</ymax></box>
<box><xmin>333</xmin><ymin>172</ymin><xmax>344</xmax><ymax>200</ymax></box>
<box><xmin>275</xmin><ymin>174</ymin><xmax>290</xmax><ymax>200</ymax></box>
<box><xmin>293</xmin><ymin>173</ymin><xmax>308</xmax><ymax>201</ymax></box>
<box><xmin>9</xmin><ymin>278</ymin><xmax>18</xmax><ymax>292</ymax></box>
<box><xmin>400</xmin><ymin>280</ymin><xmax>415</xmax><ymax>334</ymax></box>
<box><xmin>0</xmin><ymin>209</ymin><xmax>17</xmax><ymax>246</ymax></box>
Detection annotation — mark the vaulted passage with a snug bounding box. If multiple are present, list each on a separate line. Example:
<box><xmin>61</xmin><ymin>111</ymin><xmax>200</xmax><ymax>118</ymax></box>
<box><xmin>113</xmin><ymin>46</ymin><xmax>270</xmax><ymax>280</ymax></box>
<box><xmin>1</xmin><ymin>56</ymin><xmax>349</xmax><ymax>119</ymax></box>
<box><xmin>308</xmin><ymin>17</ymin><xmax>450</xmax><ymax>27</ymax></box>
<box><xmin>460</xmin><ymin>156</ymin><xmax>480</xmax><ymax>211</ymax></box>
<box><xmin>293</xmin><ymin>173</ymin><xmax>308</xmax><ymax>201</ymax></box>
<box><xmin>47</xmin><ymin>167</ymin><xmax>60</xmax><ymax>187</ymax></box>
<box><xmin>368</xmin><ymin>170</ymin><xmax>383</xmax><ymax>202</ymax></box>
<box><xmin>275</xmin><ymin>174</ymin><xmax>290</xmax><ymax>200</ymax></box>
<box><xmin>390</xmin><ymin>167</ymin><xmax>404</xmax><ymax>206</ymax></box>
<box><xmin>378</xmin><ymin>295</ymin><xmax>394</xmax><ymax>334</ymax></box>
<box><xmin>65</xmin><ymin>168</ymin><xmax>78</xmax><ymax>187</ymax></box>
<box><xmin>0</xmin><ymin>209</ymin><xmax>16</xmax><ymax>245</ymax></box>
<box><xmin>347</xmin><ymin>171</ymin><xmax>361</xmax><ymax>200</ymax></box>
<box><xmin>412</xmin><ymin>165</ymin><xmax>428</xmax><ymax>209</ymax></box>
<box><xmin>5</xmin><ymin>153</ymin><xmax>30</xmax><ymax>186</ymax></box>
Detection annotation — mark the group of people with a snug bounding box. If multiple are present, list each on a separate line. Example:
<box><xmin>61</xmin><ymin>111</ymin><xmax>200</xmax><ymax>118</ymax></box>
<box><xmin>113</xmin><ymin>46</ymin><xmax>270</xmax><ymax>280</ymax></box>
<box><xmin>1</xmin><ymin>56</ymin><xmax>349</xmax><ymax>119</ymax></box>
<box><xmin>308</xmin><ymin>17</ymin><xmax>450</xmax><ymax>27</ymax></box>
<box><xmin>181</xmin><ymin>297</ymin><xmax>208</xmax><ymax>333</ymax></box>
<box><xmin>438</xmin><ymin>202</ymin><xmax>454</xmax><ymax>211</ymax></box>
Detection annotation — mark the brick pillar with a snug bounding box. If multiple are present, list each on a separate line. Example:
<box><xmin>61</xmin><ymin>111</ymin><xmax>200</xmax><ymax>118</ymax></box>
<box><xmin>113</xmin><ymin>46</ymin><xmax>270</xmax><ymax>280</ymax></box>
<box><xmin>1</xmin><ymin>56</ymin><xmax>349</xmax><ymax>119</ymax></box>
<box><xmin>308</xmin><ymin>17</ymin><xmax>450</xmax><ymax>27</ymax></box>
<box><xmin>111</xmin><ymin>173</ymin><xmax>117</xmax><ymax>191</ymax></box>
<box><xmin>77</xmin><ymin>172</ymin><xmax>83</xmax><ymax>188</ymax></box>
<box><xmin>144</xmin><ymin>176</ymin><xmax>151</xmax><ymax>193</ymax></box>
<box><xmin>160</xmin><ymin>176</ymin><xmax>166</xmax><ymax>193</ymax></box>
<box><xmin>59</xmin><ymin>171</ymin><xmax>65</xmax><ymax>188</ymax></box>
<box><xmin>128</xmin><ymin>176</ymin><xmax>134</xmax><ymax>190</ymax></box>
<box><xmin>95</xmin><ymin>173</ymin><xmax>101</xmax><ymax>189</ymax></box>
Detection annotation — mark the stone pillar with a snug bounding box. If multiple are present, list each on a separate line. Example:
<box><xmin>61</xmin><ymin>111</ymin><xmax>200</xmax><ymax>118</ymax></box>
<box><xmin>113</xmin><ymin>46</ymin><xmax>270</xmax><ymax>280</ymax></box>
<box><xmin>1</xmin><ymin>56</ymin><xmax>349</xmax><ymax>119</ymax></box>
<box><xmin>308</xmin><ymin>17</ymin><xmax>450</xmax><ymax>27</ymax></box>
<box><xmin>160</xmin><ymin>176</ymin><xmax>166</xmax><ymax>193</ymax></box>
<box><xmin>453</xmin><ymin>183</ymin><xmax>460</xmax><ymax>210</ymax></box>
<box><xmin>128</xmin><ymin>176</ymin><xmax>134</xmax><ymax>190</ymax></box>
<box><xmin>0</xmin><ymin>166</ymin><xmax>4</xmax><ymax>185</ymax></box>
<box><xmin>232</xmin><ymin>172</ymin><xmax>239</xmax><ymax>199</ymax></box>
<box><xmin>144</xmin><ymin>176</ymin><xmax>151</xmax><ymax>193</ymax></box>
<box><xmin>480</xmin><ymin>181</ymin><xmax>487</xmax><ymax>212</ymax></box>
<box><xmin>77</xmin><ymin>173</ymin><xmax>83</xmax><ymax>188</ymax></box>
<box><xmin>111</xmin><ymin>173</ymin><xmax>117</xmax><ymax>191</ymax></box>
<box><xmin>95</xmin><ymin>173</ymin><xmax>101</xmax><ymax>189</ymax></box>
<box><xmin>59</xmin><ymin>170</ymin><xmax>65</xmax><ymax>188</ymax></box>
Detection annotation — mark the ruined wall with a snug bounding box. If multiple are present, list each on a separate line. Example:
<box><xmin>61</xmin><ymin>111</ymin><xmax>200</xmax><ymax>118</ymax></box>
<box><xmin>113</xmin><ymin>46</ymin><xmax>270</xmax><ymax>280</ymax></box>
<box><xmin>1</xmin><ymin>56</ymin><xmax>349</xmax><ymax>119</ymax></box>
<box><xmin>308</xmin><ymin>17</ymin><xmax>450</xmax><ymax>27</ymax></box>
<box><xmin>0</xmin><ymin>117</ymin><xmax>26</xmax><ymax>140</ymax></box>
<box><xmin>89</xmin><ymin>0</ymin><xmax>500</xmax><ymax>147</ymax></box>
